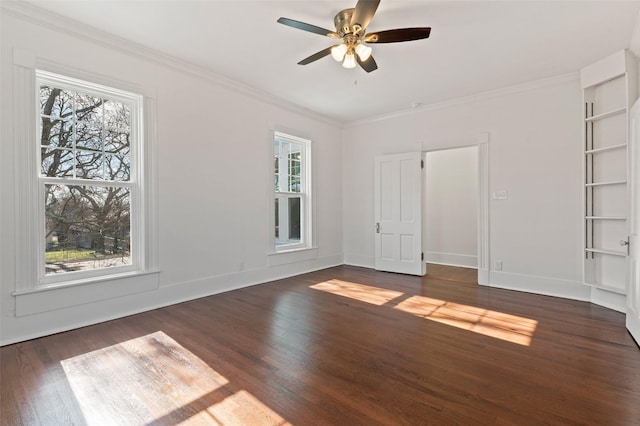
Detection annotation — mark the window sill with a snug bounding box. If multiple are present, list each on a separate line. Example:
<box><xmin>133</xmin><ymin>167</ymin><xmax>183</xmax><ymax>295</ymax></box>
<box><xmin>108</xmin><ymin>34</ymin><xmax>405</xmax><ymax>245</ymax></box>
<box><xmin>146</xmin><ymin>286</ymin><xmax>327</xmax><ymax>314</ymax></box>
<box><xmin>14</xmin><ymin>269</ymin><xmax>160</xmax><ymax>296</ymax></box>
<box><xmin>267</xmin><ymin>247</ymin><xmax>318</xmax><ymax>266</ymax></box>
<box><xmin>13</xmin><ymin>270</ymin><xmax>160</xmax><ymax>317</ymax></box>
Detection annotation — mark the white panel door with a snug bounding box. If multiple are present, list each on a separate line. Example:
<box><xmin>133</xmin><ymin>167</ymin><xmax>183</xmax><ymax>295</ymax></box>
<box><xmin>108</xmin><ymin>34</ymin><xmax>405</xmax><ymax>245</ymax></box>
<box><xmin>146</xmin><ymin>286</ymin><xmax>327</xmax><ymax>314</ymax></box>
<box><xmin>374</xmin><ymin>152</ymin><xmax>425</xmax><ymax>275</ymax></box>
<box><xmin>627</xmin><ymin>100</ymin><xmax>640</xmax><ymax>345</ymax></box>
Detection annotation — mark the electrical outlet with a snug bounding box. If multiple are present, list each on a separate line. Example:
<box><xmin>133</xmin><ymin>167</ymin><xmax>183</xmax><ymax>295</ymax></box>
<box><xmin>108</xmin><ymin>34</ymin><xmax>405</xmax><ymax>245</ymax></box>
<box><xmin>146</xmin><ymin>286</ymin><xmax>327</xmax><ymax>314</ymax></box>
<box><xmin>493</xmin><ymin>190</ymin><xmax>508</xmax><ymax>200</ymax></box>
<box><xmin>494</xmin><ymin>261</ymin><xmax>503</xmax><ymax>271</ymax></box>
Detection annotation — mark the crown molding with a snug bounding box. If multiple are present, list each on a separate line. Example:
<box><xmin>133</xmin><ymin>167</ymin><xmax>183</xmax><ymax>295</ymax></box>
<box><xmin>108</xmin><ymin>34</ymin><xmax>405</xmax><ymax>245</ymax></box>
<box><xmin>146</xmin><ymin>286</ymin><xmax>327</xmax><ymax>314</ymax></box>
<box><xmin>345</xmin><ymin>72</ymin><xmax>580</xmax><ymax>128</ymax></box>
<box><xmin>1</xmin><ymin>1</ymin><xmax>583</xmax><ymax>130</ymax></box>
<box><xmin>1</xmin><ymin>1</ymin><xmax>343</xmax><ymax>128</ymax></box>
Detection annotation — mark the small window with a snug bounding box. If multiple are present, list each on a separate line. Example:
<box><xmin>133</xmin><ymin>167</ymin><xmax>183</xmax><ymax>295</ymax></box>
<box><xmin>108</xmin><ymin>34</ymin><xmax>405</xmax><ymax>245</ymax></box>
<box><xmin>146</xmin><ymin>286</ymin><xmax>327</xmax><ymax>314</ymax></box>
<box><xmin>37</xmin><ymin>71</ymin><xmax>143</xmax><ymax>284</ymax></box>
<box><xmin>273</xmin><ymin>131</ymin><xmax>311</xmax><ymax>251</ymax></box>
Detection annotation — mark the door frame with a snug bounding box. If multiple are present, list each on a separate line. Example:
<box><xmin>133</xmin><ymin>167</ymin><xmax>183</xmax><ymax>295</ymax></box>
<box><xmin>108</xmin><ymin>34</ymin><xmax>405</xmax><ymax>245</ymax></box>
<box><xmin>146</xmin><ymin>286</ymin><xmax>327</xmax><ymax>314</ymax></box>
<box><xmin>627</xmin><ymin>98</ymin><xmax>640</xmax><ymax>345</ymax></box>
<box><xmin>421</xmin><ymin>133</ymin><xmax>489</xmax><ymax>284</ymax></box>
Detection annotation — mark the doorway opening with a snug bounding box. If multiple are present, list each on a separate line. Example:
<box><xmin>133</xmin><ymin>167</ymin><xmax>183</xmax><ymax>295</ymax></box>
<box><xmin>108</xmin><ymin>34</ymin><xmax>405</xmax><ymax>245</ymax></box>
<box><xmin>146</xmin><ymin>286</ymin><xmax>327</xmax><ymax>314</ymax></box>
<box><xmin>373</xmin><ymin>140</ymin><xmax>488</xmax><ymax>282</ymax></box>
<box><xmin>423</xmin><ymin>144</ymin><xmax>484</xmax><ymax>285</ymax></box>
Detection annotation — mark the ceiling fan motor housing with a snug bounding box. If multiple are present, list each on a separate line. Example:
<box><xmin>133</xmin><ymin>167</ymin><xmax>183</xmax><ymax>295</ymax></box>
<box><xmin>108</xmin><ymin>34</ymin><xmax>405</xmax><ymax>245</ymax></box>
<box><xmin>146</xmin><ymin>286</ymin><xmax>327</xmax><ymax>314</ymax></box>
<box><xmin>334</xmin><ymin>8</ymin><xmax>361</xmax><ymax>36</ymax></box>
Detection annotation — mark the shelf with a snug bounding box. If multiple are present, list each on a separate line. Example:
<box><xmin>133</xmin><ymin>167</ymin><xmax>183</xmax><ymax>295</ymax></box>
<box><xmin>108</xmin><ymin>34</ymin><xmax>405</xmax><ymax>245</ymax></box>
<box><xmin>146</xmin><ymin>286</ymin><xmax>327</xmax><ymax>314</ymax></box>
<box><xmin>585</xmin><ymin>248</ymin><xmax>626</xmax><ymax>257</ymax></box>
<box><xmin>581</xmin><ymin>53</ymin><xmax>632</xmax><ymax>296</ymax></box>
<box><xmin>584</xmin><ymin>282</ymin><xmax>627</xmax><ymax>295</ymax></box>
<box><xmin>585</xmin><ymin>216</ymin><xmax>626</xmax><ymax>220</ymax></box>
<box><xmin>584</xmin><ymin>107</ymin><xmax>626</xmax><ymax>122</ymax></box>
<box><xmin>584</xmin><ymin>143</ymin><xmax>627</xmax><ymax>155</ymax></box>
<box><xmin>585</xmin><ymin>180</ymin><xmax>626</xmax><ymax>187</ymax></box>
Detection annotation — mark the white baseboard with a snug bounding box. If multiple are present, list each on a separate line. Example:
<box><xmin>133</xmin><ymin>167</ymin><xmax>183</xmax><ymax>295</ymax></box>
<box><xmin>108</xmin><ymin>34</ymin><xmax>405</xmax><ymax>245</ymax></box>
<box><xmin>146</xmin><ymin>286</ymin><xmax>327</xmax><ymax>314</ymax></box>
<box><xmin>345</xmin><ymin>253</ymin><xmax>479</xmax><ymax>271</ymax></box>
<box><xmin>484</xmin><ymin>271</ymin><xmax>590</xmax><ymax>302</ymax></box>
<box><xmin>478</xmin><ymin>268</ymin><xmax>489</xmax><ymax>285</ymax></box>
<box><xmin>343</xmin><ymin>253</ymin><xmax>374</xmax><ymax>269</ymax></box>
<box><xmin>590</xmin><ymin>287</ymin><xmax>626</xmax><ymax>313</ymax></box>
<box><xmin>425</xmin><ymin>252</ymin><xmax>477</xmax><ymax>269</ymax></box>
<box><xmin>0</xmin><ymin>254</ymin><xmax>343</xmax><ymax>346</ymax></box>
<box><xmin>3</xmin><ymin>259</ymin><xmax>626</xmax><ymax>346</ymax></box>
<box><xmin>487</xmin><ymin>271</ymin><xmax>627</xmax><ymax>313</ymax></box>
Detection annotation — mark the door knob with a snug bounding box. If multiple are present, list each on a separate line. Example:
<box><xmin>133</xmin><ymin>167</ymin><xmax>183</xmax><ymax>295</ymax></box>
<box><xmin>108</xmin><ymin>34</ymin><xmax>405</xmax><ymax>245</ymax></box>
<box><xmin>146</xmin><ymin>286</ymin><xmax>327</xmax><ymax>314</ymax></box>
<box><xmin>621</xmin><ymin>238</ymin><xmax>629</xmax><ymax>255</ymax></box>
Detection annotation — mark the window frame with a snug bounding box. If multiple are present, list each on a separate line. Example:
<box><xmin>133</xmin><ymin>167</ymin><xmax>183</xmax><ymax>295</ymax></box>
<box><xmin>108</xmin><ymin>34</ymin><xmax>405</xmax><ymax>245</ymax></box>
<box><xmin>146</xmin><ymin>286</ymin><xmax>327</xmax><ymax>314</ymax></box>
<box><xmin>272</xmin><ymin>130</ymin><xmax>312</xmax><ymax>253</ymax></box>
<box><xmin>10</xmin><ymin>50</ymin><xmax>159</xmax><ymax>317</ymax></box>
<box><xmin>35</xmin><ymin>71</ymin><xmax>144</xmax><ymax>287</ymax></box>
<box><xmin>30</xmin><ymin>68</ymin><xmax>146</xmax><ymax>289</ymax></box>
<box><xmin>35</xmin><ymin>72</ymin><xmax>136</xmax><ymax>285</ymax></box>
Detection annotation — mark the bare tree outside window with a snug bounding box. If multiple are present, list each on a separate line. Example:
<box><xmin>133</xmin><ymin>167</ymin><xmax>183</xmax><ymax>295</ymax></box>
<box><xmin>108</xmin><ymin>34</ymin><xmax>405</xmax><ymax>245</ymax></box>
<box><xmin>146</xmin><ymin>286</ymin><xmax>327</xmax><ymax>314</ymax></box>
<box><xmin>40</xmin><ymin>85</ymin><xmax>133</xmax><ymax>274</ymax></box>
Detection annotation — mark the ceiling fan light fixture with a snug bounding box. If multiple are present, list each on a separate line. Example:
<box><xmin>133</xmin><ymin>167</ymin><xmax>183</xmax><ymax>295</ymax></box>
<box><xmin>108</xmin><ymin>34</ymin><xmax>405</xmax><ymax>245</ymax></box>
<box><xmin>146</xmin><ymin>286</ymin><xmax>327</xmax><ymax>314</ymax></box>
<box><xmin>355</xmin><ymin>43</ymin><xmax>372</xmax><ymax>61</ymax></box>
<box><xmin>278</xmin><ymin>0</ymin><xmax>431</xmax><ymax>73</ymax></box>
<box><xmin>331</xmin><ymin>44</ymin><xmax>348</xmax><ymax>61</ymax></box>
<box><xmin>343</xmin><ymin>51</ymin><xmax>357</xmax><ymax>68</ymax></box>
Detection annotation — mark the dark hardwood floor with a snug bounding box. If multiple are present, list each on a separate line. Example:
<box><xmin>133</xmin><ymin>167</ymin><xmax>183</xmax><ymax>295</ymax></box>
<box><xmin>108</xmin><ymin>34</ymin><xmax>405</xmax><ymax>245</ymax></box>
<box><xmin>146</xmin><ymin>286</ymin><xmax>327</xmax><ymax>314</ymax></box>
<box><xmin>2</xmin><ymin>265</ymin><xmax>639</xmax><ymax>425</ymax></box>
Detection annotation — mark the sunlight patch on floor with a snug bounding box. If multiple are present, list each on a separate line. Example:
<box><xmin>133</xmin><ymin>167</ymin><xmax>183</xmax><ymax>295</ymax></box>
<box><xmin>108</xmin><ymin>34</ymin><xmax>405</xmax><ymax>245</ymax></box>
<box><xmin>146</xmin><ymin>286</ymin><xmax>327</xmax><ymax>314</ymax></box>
<box><xmin>61</xmin><ymin>331</ymin><xmax>289</xmax><ymax>425</ymax></box>
<box><xmin>394</xmin><ymin>296</ymin><xmax>538</xmax><ymax>346</ymax></box>
<box><xmin>310</xmin><ymin>279</ymin><xmax>404</xmax><ymax>305</ymax></box>
<box><xmin>194</xmin><ymin>390</ymin><xmax>290</xmax><ymax>426</ymax></box>
<box><xmin>311</xmin><ymin>280</ymin><xmax>537</xmax><ymax>346</ymax></box>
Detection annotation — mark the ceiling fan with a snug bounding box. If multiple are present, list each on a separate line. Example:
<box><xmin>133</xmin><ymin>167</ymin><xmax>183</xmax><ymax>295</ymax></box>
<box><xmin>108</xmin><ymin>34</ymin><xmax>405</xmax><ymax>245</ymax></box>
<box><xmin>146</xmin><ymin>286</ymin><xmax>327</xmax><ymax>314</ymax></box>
<box><xmin>277</xmin><ymin>0</ymin><xmax>431</xmax><ymax>73</ymax></box>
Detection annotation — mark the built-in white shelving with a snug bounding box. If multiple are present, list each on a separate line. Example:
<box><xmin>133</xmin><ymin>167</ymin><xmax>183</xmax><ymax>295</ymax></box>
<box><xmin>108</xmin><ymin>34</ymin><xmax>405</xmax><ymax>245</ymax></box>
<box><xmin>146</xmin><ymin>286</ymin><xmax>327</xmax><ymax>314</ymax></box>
<box><xmin>585</xmin><ymin>216</ymin><xmax>626</xmax><ymax>220</ymax></box>
<box><xmin>585</xmin><ymin>248</ymin><xmax>626</xmax><ymax>257</ymax></box>
<box><xmin>581</xmin><ymin>50</ymin><xmax>637</xmax><ymax>295</ymax></box>
<box><xmin>584</xmin><ymin>107</ymin><xmax>626</xmax><ymax>122</ymax></box>
<box><xmin>585</xmin><ymin>180</ymin><xmax>627</xmax><ymax>187</ymax></box>
<box><xmin>584</xmin><ymin>143</ymin><xmax>627</xmax><ymax>155</ymax></box>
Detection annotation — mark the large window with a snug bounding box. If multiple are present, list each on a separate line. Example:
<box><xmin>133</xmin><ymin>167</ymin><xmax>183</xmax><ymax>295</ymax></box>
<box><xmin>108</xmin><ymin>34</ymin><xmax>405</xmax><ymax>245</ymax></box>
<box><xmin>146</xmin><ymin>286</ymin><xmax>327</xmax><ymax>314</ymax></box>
<box><xmin>273</xmin><ymin>131</ymin><xmax>311</xmax><ymax>251</ymax></box>
<box><xmin>37</xmin><ymin>70</ymin><xmax>143</xmax><ymax>284</ymax></box>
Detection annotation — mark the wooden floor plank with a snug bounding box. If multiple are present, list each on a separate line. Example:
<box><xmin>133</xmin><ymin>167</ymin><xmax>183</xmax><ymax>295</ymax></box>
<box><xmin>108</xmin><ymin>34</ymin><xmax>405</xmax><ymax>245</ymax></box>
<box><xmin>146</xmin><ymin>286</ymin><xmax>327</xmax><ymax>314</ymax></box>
<box><xmin>1</xmin><ymin>265</ymin><xmax>639</xmax><ymax>425</ymax></box>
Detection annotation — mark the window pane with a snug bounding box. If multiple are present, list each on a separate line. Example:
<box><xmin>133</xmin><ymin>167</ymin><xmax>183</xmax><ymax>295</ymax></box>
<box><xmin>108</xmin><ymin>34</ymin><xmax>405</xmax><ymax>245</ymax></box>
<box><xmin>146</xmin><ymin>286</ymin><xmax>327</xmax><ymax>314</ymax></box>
<box><xmin>76</xmin><ymin>149</ymin><xmax>104</xmax><ymax>179</ymax></box>
<box><xmin>289</xmin><ymin>159</ymin><xmax>300</xmax><ymax>177</ymax></box>
<box><xmin>105</xmin><ymin>153</ymin><xmax>131</xmax><ymax>181</ymax></box>
<box><xmin>41</xmin><ymin>147</ymin><xmax>74</xmax><ymax>177</ymax></box>
<box><xmin>288</xmin><ymin>197</ymin><xmax>301</xmax><ymax>241</ymax></box>
<box><xmin>75</xmin><ymin>120</ymin><xmax>103</xmax><ymax>151</ymax></box>
<box><xmin>105</xmin><ymin>129</ymin><xmax>130</xmax><ymax>154</ymax></box>
<box><xmin>40</xmin><ymin>118</ymin><xmax>73</xmax><ymax>148</ymax></box>
<box><xmin>39</xmin><ymin>84</ymin><xmax>131</xmax><ymax>182</ymax></box>
<box><xmin>75</xmin><ymin>92</ymin><xmax>103</xmax><ymax>121</ymax></box>
<box><xmin>40</xmin><ymin>86</ymin><xmax>74</xmax><ymax>124</ymax></box>
<box><xmin>274</xmin><ymin>198</ymin><xmax>279</xmax><ymax>238</ymax></box>
<box><xmin>275</xmin><ymin>196</ymin><xmax>302</xmax><ymax>247</ymax></box>
<box><xmin>289</xmin><ymin>176</ymin><xmax>301</xmax><ymax>193</ymax></box>
<box><xmin>45</xmin><ymin>184</ymin><xmax>131</xmax><ymax>275</ymax></box>
<box><xmin>104</xmin><ymin>100</ymin><xmax>130</xmax><ymax>132</ymax></box>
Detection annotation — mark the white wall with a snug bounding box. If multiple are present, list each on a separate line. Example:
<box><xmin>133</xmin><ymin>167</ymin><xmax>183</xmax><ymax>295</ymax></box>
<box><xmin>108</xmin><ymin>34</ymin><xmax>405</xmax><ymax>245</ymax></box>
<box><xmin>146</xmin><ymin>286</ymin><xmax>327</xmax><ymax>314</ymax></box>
<box><xmin>0</xmin><ymin>6</ymin><xmax>343</xmax><ymax>345</ymax></box>
<box><xmin>343</xmin><ymin>75</ymin><xmax>589</xmax><ymax>301</ymax></box>
<box><xmin>425</xmin><ymin>146</ymin><xmax>478</xmax><ymax>268</ymax></box>
<box><xmin>2</xmin><ymin>5</ymin><xmax>629</xmax><ymax>346</ymax></box>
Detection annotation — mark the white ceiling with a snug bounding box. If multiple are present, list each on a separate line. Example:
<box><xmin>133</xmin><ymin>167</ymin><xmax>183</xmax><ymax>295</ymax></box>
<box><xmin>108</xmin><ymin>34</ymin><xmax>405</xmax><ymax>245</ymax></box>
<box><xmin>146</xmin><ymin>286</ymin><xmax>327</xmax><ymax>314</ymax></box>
<box><xmin>20</xmin><ymin>0</ymin><xmax>640</xmax><ymax>123</ymax></box>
